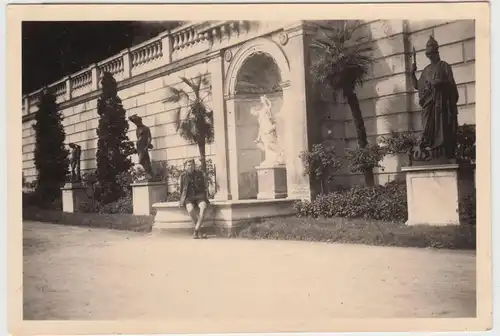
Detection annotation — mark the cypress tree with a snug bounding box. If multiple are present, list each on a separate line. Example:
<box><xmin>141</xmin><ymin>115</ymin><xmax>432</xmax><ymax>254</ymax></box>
<box><xmin>95</xmin><ymin>72</ymin><xmax>135</xmax><ymax>204</ymax></box>
<box><xmin>32</xmin><ymin>89</ymin><xmax>69</xmax><ymax>202</ymax></box>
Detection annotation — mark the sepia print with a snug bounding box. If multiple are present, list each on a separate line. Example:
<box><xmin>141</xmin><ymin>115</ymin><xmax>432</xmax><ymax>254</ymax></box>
<box><xmin>8</xmin><ymin>3</ymin><xmax>491</xmax><ymax>334</ymax></box>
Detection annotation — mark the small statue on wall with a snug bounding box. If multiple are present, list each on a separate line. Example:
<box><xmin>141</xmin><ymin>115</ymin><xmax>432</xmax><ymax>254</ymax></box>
<box><xmin>250</xmin><ymin>95</ymin><xmax>285</xmax><ymax>166</ymax></box>
<box><xmin>128</xmin><ymin>114</ymin><xmax>154</xmax><ymax>180</ymax></box>
<box><xmin>410</xmin><ymin>36</ymin><xmax>459</xmax><ymax>163</ymax></box>
<box><xmin>68</xmin><ymin>143</ymin><xmax>82</xmax><ymax>182</ymax></box>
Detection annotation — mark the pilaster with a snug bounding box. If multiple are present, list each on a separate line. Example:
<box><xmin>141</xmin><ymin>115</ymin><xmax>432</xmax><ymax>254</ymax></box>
<box><xmin>281</xmin><ymin>26</ymin><xmax>313</xmax><ymax>200</ymax></box>
<box><xmin>225</xmin><ymin>98</ymin><xmax>240</xmax><ymax>200</ymax></box>
<box><xmin>208</xmin><ymin>56</ymin><xmax>231</xmax><ymax>201</ymax></box>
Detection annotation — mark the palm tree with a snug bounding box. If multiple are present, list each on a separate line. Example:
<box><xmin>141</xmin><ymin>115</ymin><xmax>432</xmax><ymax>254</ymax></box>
<box><xmin>164</xmin><ymin>74</ymin><xmax>214</xmax><ymax>174</ymax></box>
<box><xmin>310</xmin><ymin>20</ymin><xmax>375</xmax><ymax>186</ymax></box>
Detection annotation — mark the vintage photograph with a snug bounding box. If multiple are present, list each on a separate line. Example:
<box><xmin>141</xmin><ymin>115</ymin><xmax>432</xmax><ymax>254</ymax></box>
<box><xmin>12</xmin><ymin>4</ymin><xmax>490</xmax><ymax>333</ymax></box>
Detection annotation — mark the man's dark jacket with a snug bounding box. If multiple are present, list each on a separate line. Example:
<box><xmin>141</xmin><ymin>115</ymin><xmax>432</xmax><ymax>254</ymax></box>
<box><xmin>179</xmin><ymin>170</ymin><xmax>209</xmax><ymax>207</ymax></box>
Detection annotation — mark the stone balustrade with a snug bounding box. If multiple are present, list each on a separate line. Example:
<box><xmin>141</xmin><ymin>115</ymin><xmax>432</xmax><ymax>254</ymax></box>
<box><xmin>21</xmin><ymin>20</ymin><xmax>251</xmax><ymax>116</ymax></box>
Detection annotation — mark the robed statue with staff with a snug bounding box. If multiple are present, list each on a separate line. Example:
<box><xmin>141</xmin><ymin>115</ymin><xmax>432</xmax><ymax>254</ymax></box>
<box><xmin>411</xmin><ymin>36</ymin><xmax>459</xmax><ymax>162</ymax></box>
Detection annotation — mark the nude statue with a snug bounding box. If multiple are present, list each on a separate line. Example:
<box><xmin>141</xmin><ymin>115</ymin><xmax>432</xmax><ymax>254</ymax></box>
<box><xmin>68</xmin><ymin>143</ymin><xmax>81</xmax><ymax>182</ymax></box>
<box><xmin>128</xmin><ymin>114</ymin><xmax>154</xmax><ymax>180</ymax></box>
<box><xmin>250</xmin><ymin>95</ymin><xmax>284</xmax><ymax>166</ymax></box>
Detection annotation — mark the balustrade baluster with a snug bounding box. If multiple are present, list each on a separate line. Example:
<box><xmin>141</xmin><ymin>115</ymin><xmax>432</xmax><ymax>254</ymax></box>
<box><xmin>220</xmin><ymin>25</ymin><xmax>227</xmax><ymax>41</ymax></box>
<box><xmin>132</xmin><ymin>52</ymin><xmax>138</xmax><ymax>66</ymax></box>
<box><xmin>189</xmin><ymin>30</ymin><xmax>194</xmax><ymax>44</ymax></box>
<box><xmin>173</xmin><ymin>35</ymin><xmax>178</xmax><ymax>49</ymax></box>
<box><xmin>156</xmin><ymin>43</ymin><xmax>161</xmax><ymax>58</ymax></box>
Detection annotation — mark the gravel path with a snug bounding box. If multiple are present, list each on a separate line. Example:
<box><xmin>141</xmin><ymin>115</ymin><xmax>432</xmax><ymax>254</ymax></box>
<box><xmin>23</xmin><ymin>220</ymin><xmax>476</xmax><ymax>320</ymax></box>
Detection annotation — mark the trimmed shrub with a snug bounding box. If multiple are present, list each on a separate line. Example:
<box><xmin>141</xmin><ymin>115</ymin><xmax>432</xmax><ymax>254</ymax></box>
<box><xmin>95</xmin><ymin>72</ymin><xmax>135</xmax><ymax>204</ymax></box>
<box><xmin>459</xmin><ymin>192</ymin><xmax>476</xmax><ymax>226</ymax></box>
<box><xmin>294</xmin><ymin>180</ymin><xmax>407</xmax><ymax>222</ymax></box>
<box><xmin>80</xmin><ymin>169</ymin><xmax>133</xmax><ymax>214</ymax></box>
<box><xmin>456</xmin><ymin>124</ymin><xmax>476</xmax><ymax>164</ymax></box>
<box><xmin>80</xmin><ymin>193</ymin><xmax>133</xmax><ymax>214</ymax></box>
<box><xmin>22</xmin><ymin>190</ymin><xmax>62</xmax><ymax>211</ymax></box>
<box><xmin>299</xmin><ymin>143</ymin><xmax>342</xmax><ymax>194</ymax></box>
<box><xmin>32</xmin><ymin>90</ymin><xmax>69</xmax><ymax>201</ymax></box>
<box><xmin>344</xmin><ymin>143</ymin><xmax>386</xmax><ymax>175</ymax></box>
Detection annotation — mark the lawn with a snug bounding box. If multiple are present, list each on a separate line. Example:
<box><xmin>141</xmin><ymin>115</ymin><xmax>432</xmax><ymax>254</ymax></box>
<box><xmin>236</xmin><ymin>216</ymin><xmax>476</xmax><ymax>250</ymax></box>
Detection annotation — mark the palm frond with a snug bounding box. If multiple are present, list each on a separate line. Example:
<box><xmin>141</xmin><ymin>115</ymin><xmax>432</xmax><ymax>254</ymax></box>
<box><xmin>164</xmin><ymin>87</ymin><xmax>190</xmax><ymax>104</ymax></box>
<box><xmin>166</xmin><ymin>72</ymin><xmax>216</xmax><ymax>148</ymax></box>
<box><xmin>199</xmin><ymin>74</ymin><xmax>210</xmax><ymax>88</ymax></box>
<box><xmin>180</xmin><ymin>76</ymin><xmax>198</xmax><ymax>93</ymax></box>
<box><xmin>310</xmin><ymin>21</ymin><xmax>374</xmax><ymax>93</ymax></box>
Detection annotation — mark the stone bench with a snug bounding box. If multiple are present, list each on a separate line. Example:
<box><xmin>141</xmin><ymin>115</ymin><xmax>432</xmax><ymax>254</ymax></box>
<box><xmin>152</xmin><ymin>198</ymin><xmax>298</xmax><ymax>237</ymax></box>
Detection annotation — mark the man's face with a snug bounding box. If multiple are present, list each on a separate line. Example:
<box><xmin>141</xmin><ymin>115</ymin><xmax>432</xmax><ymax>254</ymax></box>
<box><xmin>187</xmin><ymin>161</ymin><xmax>195</xmax><ymax>172</ymax></box>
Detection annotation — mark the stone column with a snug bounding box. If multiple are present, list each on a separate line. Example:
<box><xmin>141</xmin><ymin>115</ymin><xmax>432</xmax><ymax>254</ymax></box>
<box><xmin>131</xmin><ymin>181</ymin><xmax>168</xmax><ymax>216</ymax></box>
<box><xmin>61</xmin><ymin>182</ymin><xmax>88</xmax><ymax>213</ymax></box>
<box><xmin>281</xmin><ymin>25</ymin><xmax>313</xmax><ymax>200</ymax></box>
<box><xmin>208</xmin><ymin>56</ymin><xmax>231</xmax><ymax>200</ymax></box>
<box><xmin>225</xmin><ymin>98</ymin><xmax>240</xmax><ymax>200</ymax></box>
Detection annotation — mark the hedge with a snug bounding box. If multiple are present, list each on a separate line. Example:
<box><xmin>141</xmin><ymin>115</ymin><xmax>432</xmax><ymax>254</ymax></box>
<box><xmin>294</xmin><ymin>180</ymin><xmax>408</xmax><ymax>222</ymax></box>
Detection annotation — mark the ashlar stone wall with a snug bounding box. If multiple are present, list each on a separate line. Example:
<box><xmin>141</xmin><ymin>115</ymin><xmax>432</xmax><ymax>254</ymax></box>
<box><xmin>311</xmin><ymin>19</ymin><xmax>475</xmax><ymax>186</ymax></box>
<box><xmin>22</xmin><ymin>62</ymin><xmax>214</xmax><ymax>184</ymax></box>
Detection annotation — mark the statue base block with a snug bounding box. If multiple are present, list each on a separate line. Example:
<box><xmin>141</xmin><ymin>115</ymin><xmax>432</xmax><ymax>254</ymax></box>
<box><xmin>61</xmin><ymin>182</ymin><xmax>87</xmax><ymax>213</ymax></box>
<box><xmin>255</xmin><ymin>164</ymin><xmax>287</xmax><ymax>200</ymax></box>
<box><xmin>401</xmin><ymin>164</ymin><xmax>475</xmax><ymax>226</ymax></box>
<box><xmin>131</xmin><ymin>181</ymin><xmax>167</xmax><ymax>216</ymax></box>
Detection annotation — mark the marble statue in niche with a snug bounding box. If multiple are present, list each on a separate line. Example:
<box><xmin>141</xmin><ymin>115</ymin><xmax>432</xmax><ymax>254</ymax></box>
<box><xmin>250</xmin><ymin>95</ymin><xmax>285</xmax><ymax>166</ymax></box>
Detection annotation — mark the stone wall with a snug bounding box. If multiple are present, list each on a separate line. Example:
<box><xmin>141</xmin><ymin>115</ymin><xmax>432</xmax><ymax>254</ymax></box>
<box><xmin>313</xmin><ymin>19</ymin><xmax>475</xmax><ymax>186</ymax></box>
<box><xmin>21</xmin><ymin>20</ymin><xmax>301</xmax><ymax>188</ymax></box>
<box><xmin>22</xmin><ymin>62</ymin><xmax>215</xmax><ymax>183</ymax></box>
<box><xmin>22</xmin><ymin>20</ymin><xmax>476</xmax><ymax>192</ymax></box>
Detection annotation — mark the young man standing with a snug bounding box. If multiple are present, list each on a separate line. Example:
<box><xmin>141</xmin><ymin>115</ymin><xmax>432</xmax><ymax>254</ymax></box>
<box><xmin>179</xmin><ymin>159</ymin><xmax>209</xmax><ymax>239</ymax></box>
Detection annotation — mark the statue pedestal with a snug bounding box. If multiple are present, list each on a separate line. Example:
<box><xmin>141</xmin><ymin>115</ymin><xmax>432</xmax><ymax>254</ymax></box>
<box><xmin>61</xmin><ymin>182</ymin><xmax>88</xmax><ymax>213</ymax></box>
<box><xmin>255</xmin><ymin>164</ymin><xmax>287</xmax><ymax>200</ymax></box>
<box><xmin>131</xmin><ymin>181</ymin><xmax>167</xmax><ymax>216</ymax></box>
<box><xmin>401</xmin><ymin>164</ymin><xmax>475</xmax><ymax>226</ymax></box>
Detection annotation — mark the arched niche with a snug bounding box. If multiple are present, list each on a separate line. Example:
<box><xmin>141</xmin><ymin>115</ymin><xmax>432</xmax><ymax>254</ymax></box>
<box><xmin>224</xmin><ymin>38</ymin><xmax>291</xmax><ymax>200</ymax></box>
